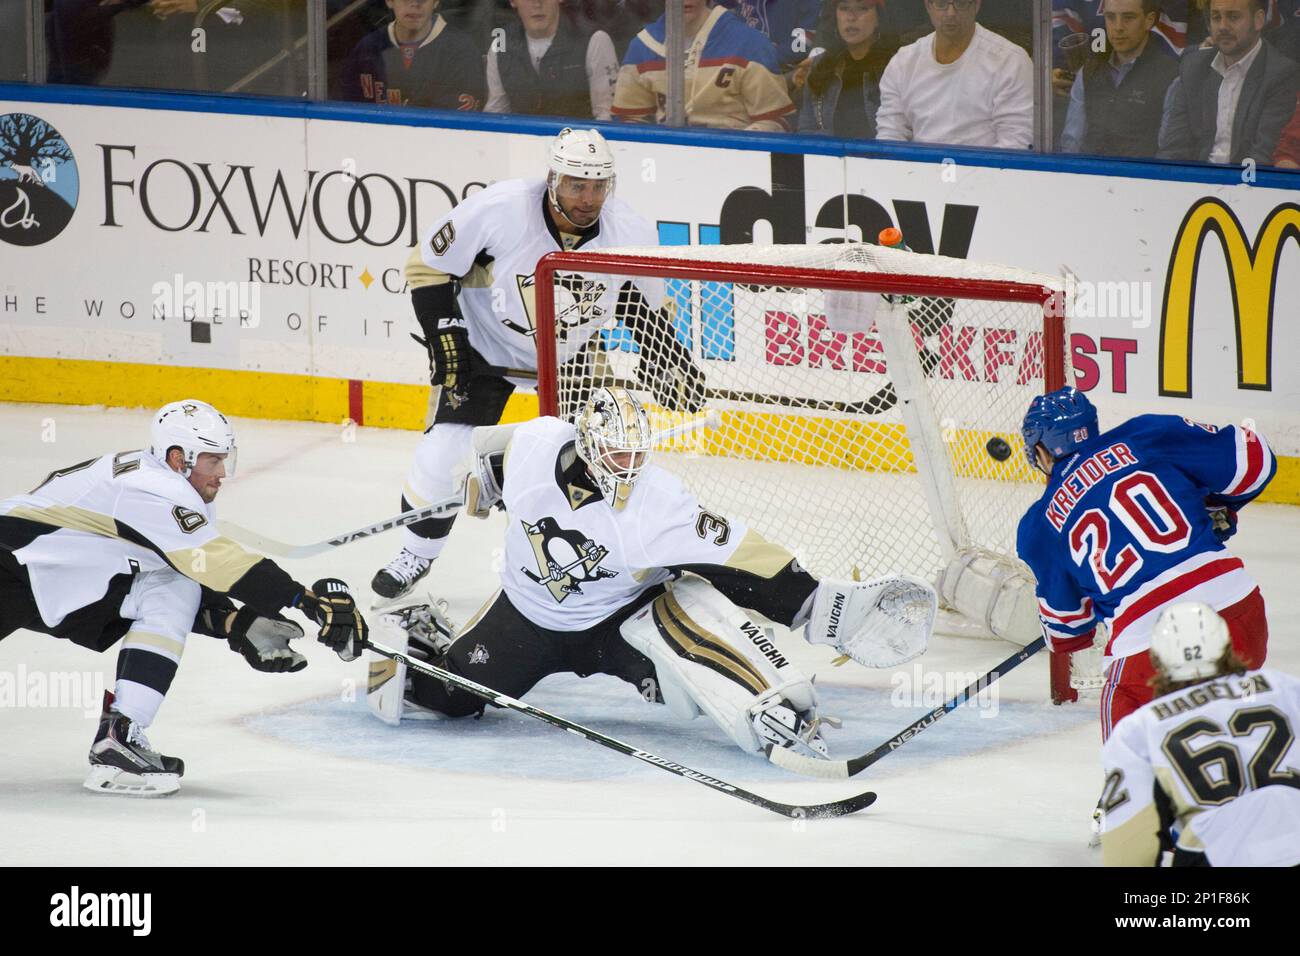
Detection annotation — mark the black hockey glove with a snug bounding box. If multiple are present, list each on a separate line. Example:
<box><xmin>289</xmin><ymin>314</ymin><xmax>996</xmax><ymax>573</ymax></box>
<box><xmin>412</xmin><ymin>284</ymin><xmax>474</xmax><ymax>408</ymax></box>
<box><xmin>226</xmin><ymin>607</ymin><xmax>307</xmax><ymax>673</ymax></box>
<box><xmin>643</xmin><ymin>347</ymin><xmax>707</xmax><ymax>414</ymax></box>
<box><xmin>195</xmin><ymin>599</ymin><xmax>308</xmax><ymax>673</ymax></box>
<box><xmin>1205</xmin><ymin>497</ymin><xmax>1239</xmax><ymax>543</ymax></box>
<box><xmin>300</xmin><ymin>578</ymin><xmax>368</xmax><ymax>662</ymax></box>
<box><xmin>618</xmin><ymin>282</ymin><xmax>707</xmax><ymax>413</ymax></box>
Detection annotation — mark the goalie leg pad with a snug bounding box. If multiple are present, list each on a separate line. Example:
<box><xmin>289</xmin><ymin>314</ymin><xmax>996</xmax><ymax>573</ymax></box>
<box><xmin>936</xmin><ymin>547</ymin><xmax>1041</xmax><ymax>646</ymax></box>
<box><xmin>620</xmin><ymin>577</ymin><xmax>821</xmax><ymax>755</ymax></box>
<box><xmin>805</xmin><ymin>575</ymin><xmax>936</xmax><ymax>668</ymax></box>
<box><xmin>367</xmin><ymin>602</ymin><xmax>457</xmax><ymax>725</ymax></box>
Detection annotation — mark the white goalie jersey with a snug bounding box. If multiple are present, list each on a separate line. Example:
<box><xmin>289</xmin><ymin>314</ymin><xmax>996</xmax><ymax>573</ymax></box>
<box><xmin>1099</xmin><ymin>668</ymin><xmax>1300</xmax><ymax>867</ymax></box>
<box><xmin>497</xmin><ymin>417</ymin><xmax>814</xmax><ymax>632</ymax></box>
<box><xmin>410</xmin><ymin>179</ymin><xmax>665</xmax><ymax>372</ymax></box>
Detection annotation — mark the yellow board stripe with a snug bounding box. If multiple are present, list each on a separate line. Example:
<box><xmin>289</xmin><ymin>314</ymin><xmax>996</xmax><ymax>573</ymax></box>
<box><xmin>0</xmin><ymin>354</ymin><xmax>1296</xmax><ymax>505</ymax></box>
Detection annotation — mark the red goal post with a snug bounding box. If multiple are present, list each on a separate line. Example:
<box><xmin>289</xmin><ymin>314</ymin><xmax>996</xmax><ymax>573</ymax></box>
<box><xmin>534</xmin><ymin>244</ymin><xmax>1082</xmax><ymax>704</ymax></box>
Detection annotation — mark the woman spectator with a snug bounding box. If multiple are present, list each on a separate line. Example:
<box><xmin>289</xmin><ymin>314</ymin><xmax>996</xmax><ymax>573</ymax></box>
<box><xmin>798</xmin><ymin>0</ymin><xmax>887</xmax><ymax>136</ymax></box>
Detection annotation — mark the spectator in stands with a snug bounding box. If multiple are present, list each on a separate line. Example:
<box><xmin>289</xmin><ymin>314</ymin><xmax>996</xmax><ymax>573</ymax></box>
<box><xmin>47</xmin><ymin>0</ymin><xmax>151</xmax><ymax>86</ymax></box>
<box><xmin>485</xmin><ymin>0</ymin><xmax>619</xmax><ymax>119</ymax></box>
<box><xmin>1272</xmin><ymin>91</ymin><xmax>1300</xmax><ymax>164</ymax></box>
<box><xmin>1059</xmin><ymin>0</ymin><xmax>1179</xmax><ymax>156</ymax></box>
<box><xmin>573</xmin><ymin>0</ymin><xmax>666</xmax><ymax>59</ymax></box>
<box><xmin>718</xmin><ymin>0</ymin><xmax>823</xmax><ymax>69</ymax></box>
<box><xmin>1157</xmin><ymin>0</ymin><xmax>1300</xmax><ymax>164</ymax></box>
<box><xmin>798</xmin><ymin>0</ymin><xmax>886</xmax><ymax>136</ymax></box>
<box><xmin>612</xmin><ymin>0</ymin><xmax>796</xmax><ymax>130</ymax></box>
<box><xmin>875</xmin><ymin>0</ymin><xmax>1034</xmax><ymax>148</ymax></box>
<box><xmin>339</xmin><ymin>0</ymin><xmax>484</xmax><ymax>109</ymax></box>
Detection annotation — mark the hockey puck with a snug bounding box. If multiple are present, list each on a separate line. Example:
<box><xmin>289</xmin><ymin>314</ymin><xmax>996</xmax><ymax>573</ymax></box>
<box><xmin>986</xmin><ymin>436</ymin><xmax>1013</xmax><ymax>462</ymax></box>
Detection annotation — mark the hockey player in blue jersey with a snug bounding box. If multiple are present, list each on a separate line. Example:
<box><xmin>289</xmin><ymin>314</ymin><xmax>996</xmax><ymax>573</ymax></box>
<box><xmin>1016</xmin><ymin>387</ymin><xmax>1275</xmax><ymax>739</ymax></box>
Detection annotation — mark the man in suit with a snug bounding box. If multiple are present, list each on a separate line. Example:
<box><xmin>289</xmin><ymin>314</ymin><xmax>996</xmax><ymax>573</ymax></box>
<box><xmin>1157</xmin><ymin>0</ymin><xmax>1299</xmax><ymax>165</ymax></box>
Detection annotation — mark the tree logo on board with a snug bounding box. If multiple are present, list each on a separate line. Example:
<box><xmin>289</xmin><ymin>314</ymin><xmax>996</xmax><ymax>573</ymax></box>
<box><xmin>0</xmin><ymin>113</ymin><xmax>79</xmax><ymax>247</ymax></box>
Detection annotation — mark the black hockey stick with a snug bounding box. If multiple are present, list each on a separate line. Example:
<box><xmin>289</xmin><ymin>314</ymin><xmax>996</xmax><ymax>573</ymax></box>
<box><xmin>364</xmin><ymin>638</ymin><xmax>877</xmax><ymax>820</ymax></box>
<box><xmin>218</xmin><ymin>494</ymin><xmax>464</xmax><ymax>559</ymax></box>
<box><xmin>768</xmin><ymin>638</ymin><xmax>1047</xmax><ymax>779</ymax></box>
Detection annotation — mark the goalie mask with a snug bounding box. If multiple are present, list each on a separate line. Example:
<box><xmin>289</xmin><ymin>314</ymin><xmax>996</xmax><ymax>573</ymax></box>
<box><xmin>546</xmin><ymin>127</ymin><xmax>615</xmax><ymax>231</ymax></box>
<box><xmin>575</xmin><ymin>387</ymin><xmax>651</xmax><ymax>511</ymax></box>
<box><xmin>149</xmin><ymin>399</ymin><xmax>238</xmax><ymax>477</ymax></box>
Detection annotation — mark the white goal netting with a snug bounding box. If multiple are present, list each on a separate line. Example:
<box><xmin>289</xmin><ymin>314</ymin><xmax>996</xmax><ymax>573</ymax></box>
<box><xmin>536</xmin><ymin>242</ymin><xmax>1072</xmax><ymax>685</ymax></box>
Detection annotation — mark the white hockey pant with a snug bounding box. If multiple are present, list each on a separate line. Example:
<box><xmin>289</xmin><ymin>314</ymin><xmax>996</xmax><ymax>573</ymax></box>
<box><xmin>401</xmin><ymin>422</ymin><xmax>474</xmax><ymax>559</ymax></box>
<box><xmin>113</xmin><ymin>568</ymin><xmax>200</xmax><ymax>727</ymax></box>
<box><xmin>620</xmin><ymin>577</ymin><xmax>818</xmax><ymax>754</ymax></box>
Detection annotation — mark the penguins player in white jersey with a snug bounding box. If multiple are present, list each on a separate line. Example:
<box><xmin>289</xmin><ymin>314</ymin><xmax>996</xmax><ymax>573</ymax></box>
<box><xmin>1099</xmin><ymin>602</ymin><xmax>1300</xmax><ymax>866</ymax></box>
<box><xmin>372</xmin><ymin>127</ymin><xmax>705</xmax><ymax>602</ymax></box>
<box><xmin>0</xmin><ymin>400</ymin><xmax>369</xmax><ymax>796</ymax></box>
<box><xmin>368</xmin><ymin>387</ymin><xmax>937</xmax><ymax>762</ymax></box>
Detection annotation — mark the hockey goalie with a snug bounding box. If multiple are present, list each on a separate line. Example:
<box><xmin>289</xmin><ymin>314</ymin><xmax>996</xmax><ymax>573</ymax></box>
<box><xmin>367</xmin><ymin>387</ymin><xmax>936</xmax><ymax>762</ymax></box>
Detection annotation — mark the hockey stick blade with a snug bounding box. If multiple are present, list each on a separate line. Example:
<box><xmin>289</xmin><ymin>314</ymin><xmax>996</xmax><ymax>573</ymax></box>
<box><xmin>218</xmin><ymin>495</ymin><xmax>464</xmax><ymax>560</ymax></box>
<box><xmin>769</xmin><ymin>638</ymin><xmax>1047</xmax><ymax>779</ymax></box>
<box><xmin>365</xmin><ymin>639</ymin><xmax>876</xmax><ymax>819</ymax></box>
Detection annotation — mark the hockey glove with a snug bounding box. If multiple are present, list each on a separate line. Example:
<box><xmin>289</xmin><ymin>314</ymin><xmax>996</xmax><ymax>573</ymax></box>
<box><xmin>300</xmin><ymin>579</ymin><xmax>369</xmax><ymax>662</ymax></box>
<box><xmin>644</xmin><ymin>347</ymin><xmax>707</xmax><ymax>414</ymax></box>
<box><xmin>412</xmin><ymin>285</ymin><xmax>474</xmax><ymax>408</ymax></box>
<box><xmin>1205</xmin><ymin>497</ymin><xmax>1239</xmax><ymax>543</ymax></box>
<box><xmin>225</xmin><ymin>606</ymin><xmax>308</xmax><ymax>673</ymax></box>
<box><xmin>804</xmin><ymin>576</ymin><xmax>936</xmax><ymax>668</ymax></box>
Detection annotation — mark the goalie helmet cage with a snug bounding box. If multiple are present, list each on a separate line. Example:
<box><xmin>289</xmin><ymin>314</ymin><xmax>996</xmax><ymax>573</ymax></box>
<box><xmin>534</xmin><ymin>243</ymin><xmax>1081</xmax><ymax>704</ymax></box>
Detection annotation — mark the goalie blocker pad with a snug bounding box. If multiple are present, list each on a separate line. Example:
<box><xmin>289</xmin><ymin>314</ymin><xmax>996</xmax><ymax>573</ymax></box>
<box><xmin>464</xmin><ymin>423</ymin><xmax>519</xmax><ymax>518</ymax></box>
<box><xmin>805</xmin><ymin>576</ymin><xmax>936</xmax><ymax>668</ymax></box>
<box><xmin>621</xmin><ymin>576</ymin><xmax>819</xmax><ymax>754</ymax></box>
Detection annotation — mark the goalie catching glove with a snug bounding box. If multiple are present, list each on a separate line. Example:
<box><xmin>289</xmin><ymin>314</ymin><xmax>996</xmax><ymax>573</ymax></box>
<box><xmin>803</xmin><ymin>575</ymin><xmax>936</xmax><ymax>668</ymax></box>
<box><xmin>299</xmin><ymin>579</ymin><xmax>369</xmax><ymax>662</ymax></box>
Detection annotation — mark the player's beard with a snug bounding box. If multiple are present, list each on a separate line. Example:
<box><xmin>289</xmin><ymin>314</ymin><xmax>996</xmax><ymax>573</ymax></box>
<box><xmin>560</xmin><ymin>199</ymin><xmax>600</xmax><ymax>230</ymax></box>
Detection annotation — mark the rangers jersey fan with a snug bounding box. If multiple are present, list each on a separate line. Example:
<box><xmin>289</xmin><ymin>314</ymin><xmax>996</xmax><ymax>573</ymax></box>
<box><xmin>499</xmin><ymin>415</ymin><xmax>815</xmax><ymax>631</ymax></box>
<box><xmin>405</xmin><ymin>178</ymin><xmax>664</xmax><ymax>375</ymax></box>
<box><xmin>1018</xmin><ymin>413</ymin><xmax>1276</xmax><ymax>661</ymax></box>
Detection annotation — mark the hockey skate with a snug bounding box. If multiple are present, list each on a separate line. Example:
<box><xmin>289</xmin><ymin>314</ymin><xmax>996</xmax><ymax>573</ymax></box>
<box><xmin>367</xmin><ymin>601</ymin><xmax>457</xmax><ymax>725</ymax></box>
<box><xmin>370</xmin><ymin>548</ymin><xmax>434</xmax><ymax>604</ymax></box>
<box><xmin>84</xmin><ymin>693</ymin><xmax>183</xmax><ymax>797</ymax></box>
<box><xmin>752</xmin><ymin>697</ymin><xmax>831</xmax><ymax>760</ymax></box>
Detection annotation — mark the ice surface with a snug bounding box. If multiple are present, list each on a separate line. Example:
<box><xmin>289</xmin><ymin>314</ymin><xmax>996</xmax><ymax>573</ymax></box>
<box><xmin>1</xmin><ymin>403</ymin><xmax>1295</xmax><ymax>865</ymax></box>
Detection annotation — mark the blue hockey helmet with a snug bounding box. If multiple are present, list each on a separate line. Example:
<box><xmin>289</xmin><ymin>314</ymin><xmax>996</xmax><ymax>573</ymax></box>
<box><xmin>1021</xmin><ymin>387</ymin><xmax>1098</xmax><ymax>472</ymax></box>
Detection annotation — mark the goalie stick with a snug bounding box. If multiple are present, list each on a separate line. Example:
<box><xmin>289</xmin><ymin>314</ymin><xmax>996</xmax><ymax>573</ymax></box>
<box><xmin>217</xmin><ymin>494</ymin><xmax>464</xmax><ymax>560</ymax></box>
<box><xmin>364</xmin><ymin>638</ymin><xmax>878</xmax><ymax>819</ymax></box>
<box><xmin>768</xmin><ymin>638</ymin><xmax>1047</xmax><ymax>779</ymax></box>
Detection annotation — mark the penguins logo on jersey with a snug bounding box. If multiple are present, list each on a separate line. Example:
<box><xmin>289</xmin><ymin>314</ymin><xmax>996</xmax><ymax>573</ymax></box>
<box><xmin>521</xmin><ymin>516</ymin><xmax>618</xmax><ymax>602</ymax></box>
<box><xmin>511</xmin><ymin>273</ymin><xmax>608</xmax><ymax>339</ymax></box>
<box><xmin>555</xmin><ymin>274</ymin><xmax>608</xmax><ymax>330</ymax></box>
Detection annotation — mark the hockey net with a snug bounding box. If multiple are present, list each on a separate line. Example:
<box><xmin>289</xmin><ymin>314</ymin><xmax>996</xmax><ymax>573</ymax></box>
<box><xmin>534</xmin><ymin>242</ymin><xmax>1089</xmax><ymax>703</ymax></box>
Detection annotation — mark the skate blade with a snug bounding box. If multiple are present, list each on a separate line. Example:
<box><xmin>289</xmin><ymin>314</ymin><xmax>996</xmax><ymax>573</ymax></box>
<box><xmin>83</xmin><ymin>765</ymin><xmax>180</xmax><ymax>797</ymax></box>
<box><xmin>370</xmin><ymin>586</ymin><xmax>430</xmax><ymax>612</ymax></box>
